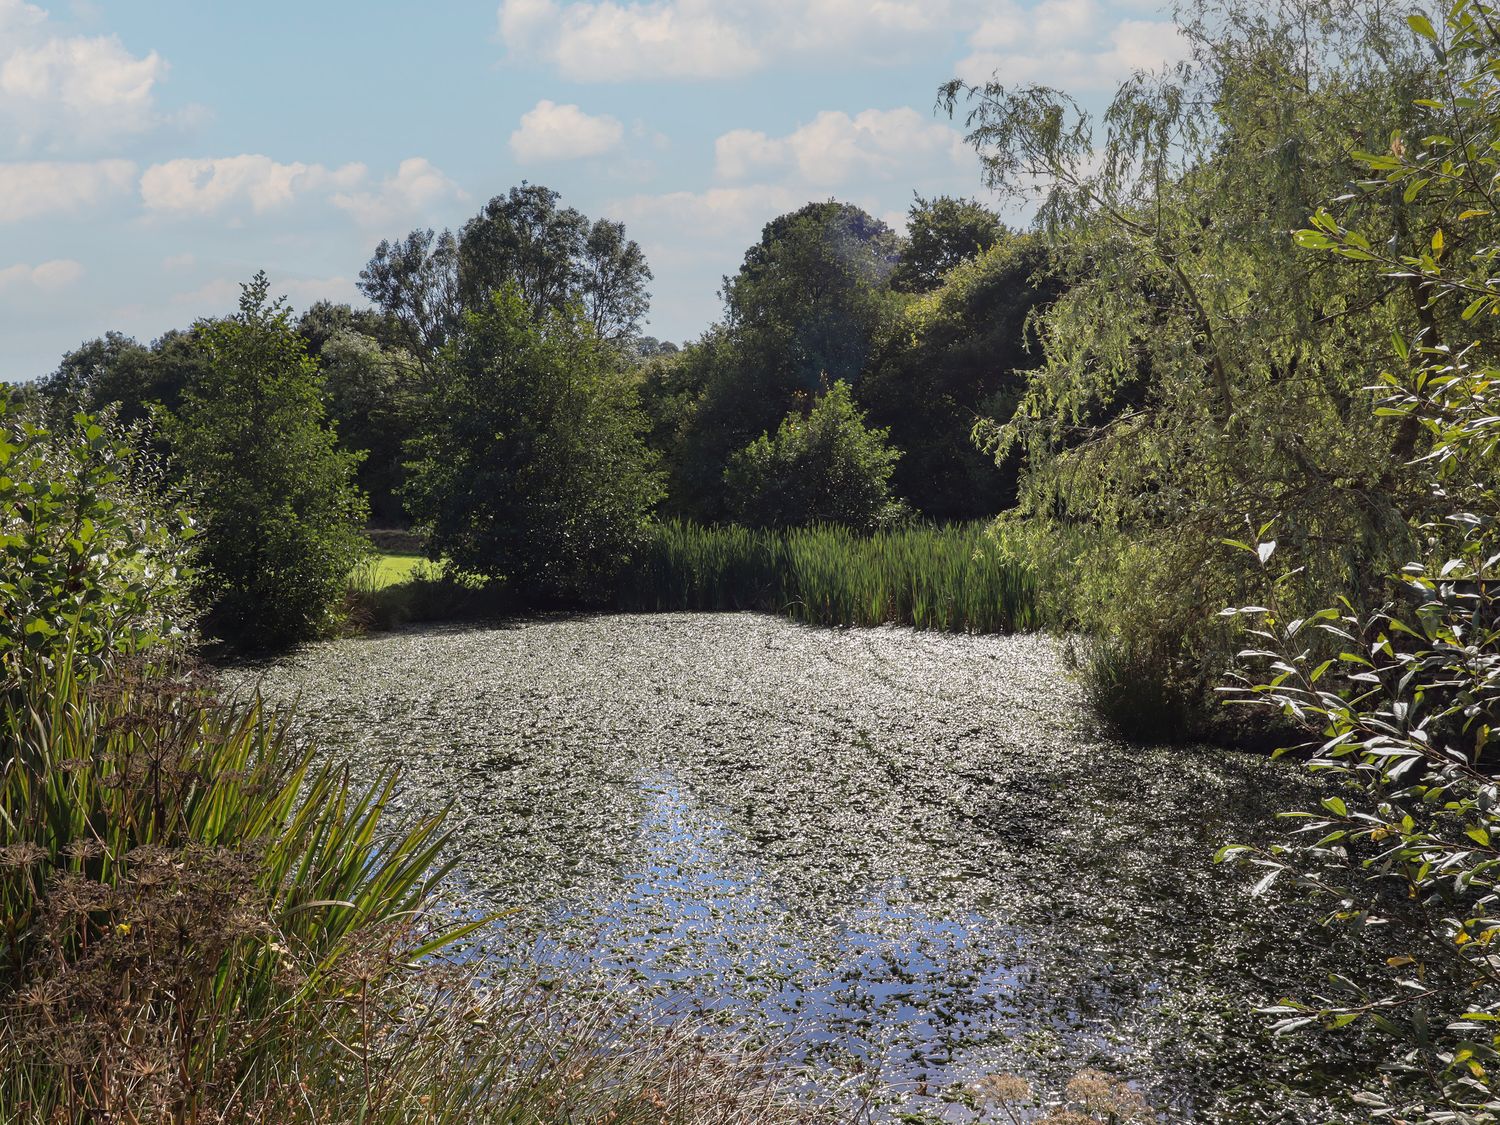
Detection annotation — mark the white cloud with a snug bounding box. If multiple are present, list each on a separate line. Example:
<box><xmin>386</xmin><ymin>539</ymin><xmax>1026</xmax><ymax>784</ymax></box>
<box><xmin>0</xmin><ymin>257</ymin><xmax>84</xmax><ymax>290</ymax></box>
<box><xmin>329</xmin><ymin>157</ymin><xmax>466</xmax><ymax>227</ymax></box>
<box><xmin>510</xmin><ymin>99</ymin><xmax>624</xmax><ymax>161</ymax></box>
<box><xmin>497</xmin><ymin>0</ymin><xmax>1189</xmax><ymax>84</ymax></box>
<box><xmin>140</xmin><ymin>155</ymin><xmax>365</xmax><ymax>217</ymax></box>
<box><xmin>161</xmin><ymin>251</ymin><xmax>195</xmax><ymax>270</ymax></box>
<box><xmin>956</xmin><ymin>0</ymin><xmax>1188</xmax><ymax>90</ymax></box>
<box><xmin>504</xmin><ymin>0</ymin><xmax>760</xmax><ymax>80</ymax></box>
<box><xmin>0</xmin><ymin>0</ymin><xmax>46</xmax><ymax>35</ymax></box>
<box><xmin>0</xmin><ymin>158</ymin><xmax>135</xmax><ymax>221</ymax></box>
<box><xmin>612</xmin><ymin>183</ymin><xmax>802</xmax><ymax>240</ymax></box>
<box><xmin>0</xmin><ymin>2</ymin><xmax>167</xmax><ymax>148</ymax></box>
<box><xmin>715</xmin><ymin>108</ymin><xmax>969</xmax><ymax>187</ymax></box>
<box><xmin>495</xmin><ymin>0</ymin><xmax>971</xmax><ymax>80</ymax></box>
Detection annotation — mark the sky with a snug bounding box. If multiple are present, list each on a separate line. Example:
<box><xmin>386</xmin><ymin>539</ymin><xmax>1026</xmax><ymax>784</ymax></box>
<box><xmin>0</xmin><ymin>0</ymin><xmax>1189</xmax><ymax>381</ymax></box>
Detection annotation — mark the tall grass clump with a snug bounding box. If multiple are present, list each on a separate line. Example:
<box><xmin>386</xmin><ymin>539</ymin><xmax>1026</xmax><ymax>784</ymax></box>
<box><xmin>621</xmin><ymin>519</ymin><xmax>1044</xmax><ymax>633</ymax></box>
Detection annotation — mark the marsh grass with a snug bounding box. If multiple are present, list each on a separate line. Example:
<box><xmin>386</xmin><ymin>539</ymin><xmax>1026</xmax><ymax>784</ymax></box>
<box><xmin>619</xmin><ymin>520</ymin><xmax>1043</xmax><ymax>633</ymax></box>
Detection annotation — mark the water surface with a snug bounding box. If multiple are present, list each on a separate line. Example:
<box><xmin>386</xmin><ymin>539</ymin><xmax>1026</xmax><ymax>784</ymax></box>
<box><xmin>227</xmin><ymin>613</ymin><xmax>1363</xmax><ymax>1122</ymax></box>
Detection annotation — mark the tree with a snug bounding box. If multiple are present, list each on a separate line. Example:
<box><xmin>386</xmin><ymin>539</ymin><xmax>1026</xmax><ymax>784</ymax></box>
<box><xmin>890</xmin><ymin>194</ymin><xmax>1006</xmax><ymax>293</ymax></box>
<box><xmin>39</xmin><ymin>328</ymin><xmax>211</xmax><ymax>429</ymax></box>
<box><xmin>724</xmin><ymin>381</ymin><xmax>901</xmax><ymax>530</ymax></box>
<box><xmin>318</xmin><ymin>329</ymin><xmax>422</xmax><ymax>525</ymax></box>
<box><xmin>723</xmin><ymin>200</ymin><xmax>902</xmax><ymax>393</ymax></box>
<box><xmin>673</xmin><ymin>201</ymin><xmax>905</xmax><ymax>520</ymax></box>
<box><xmin>168</xmin><ymin>273</ymin><xmax>368</xmax><ymax>648</ymax></box>
<box><xmin>1223</xmin><ymin>9</ymin><xmax>1500</xmax><ymax>1116</ymax></box>
<box><xmin>356</xmin><ymin>228</ymin><xmax>462</xmax><ymax>365</ymax></box>
<box><xmin>863</xmin><ymin>235</ymin><xmax>1058</xmax><ymax>520</ymax></box>
<box><xmin>402</xmin><ymin>284</ymin><xmax>662</xmax><ymax>601</ymax></box>
<box><xmin>358</xmin><ymin>184</ymin><xmax>652</xmax><ymax>367</ymax></box>
<box><xmin>943</xmin><ymin>0</ymin><xmax>1442</xmax><ymax>735</ymax></box>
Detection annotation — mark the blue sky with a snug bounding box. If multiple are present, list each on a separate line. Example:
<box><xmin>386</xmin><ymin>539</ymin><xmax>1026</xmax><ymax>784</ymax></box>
<box><xmin>0</xmin><ymin>0</ymin><xmax>1186</xmax><ymax>381</ymax></box>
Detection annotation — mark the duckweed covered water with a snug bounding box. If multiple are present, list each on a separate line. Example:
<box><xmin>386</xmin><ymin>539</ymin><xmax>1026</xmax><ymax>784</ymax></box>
<box><xmin>226</xmin><ymin>613</ymin><xmax>1375</xmax><ymax>1122</ymax></box>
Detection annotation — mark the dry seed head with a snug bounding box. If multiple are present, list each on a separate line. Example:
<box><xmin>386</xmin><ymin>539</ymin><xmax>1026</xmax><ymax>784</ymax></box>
<box><xmin>0</xmin><ymin>842</ymin><xmax>49</xmax><ymax>867</ymax></box>
<box><xmin>976</xmin><ymin>1073</ymin><xmax>1032</xmax><ymax>1104</ymax></box>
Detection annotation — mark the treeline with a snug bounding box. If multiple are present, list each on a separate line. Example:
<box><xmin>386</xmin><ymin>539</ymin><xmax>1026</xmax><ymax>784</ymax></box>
<box><xmin>15</xmin><ymin>182</ymin><xmax>1057</xmax><ymax>649</ymax></box>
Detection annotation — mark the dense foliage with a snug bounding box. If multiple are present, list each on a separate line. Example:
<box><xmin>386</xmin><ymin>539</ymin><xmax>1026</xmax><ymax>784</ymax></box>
<box><xmin>944</xmin><ymin>0</ymin><xmax>1446</xmax><ymax>736</ymax></box>
<box><xmin>724</xmin><ymin>380</ymin><xmax>901</xmax><ymax>530</ymax></box>
<box><xmin>402</xmin><ymin>284</ymin><xmax>662</xmax><ymax>601</ymax></box>
<box><xmin>863</xmin><ymin>236</ymin><xmax>1057</xmax><ymax>520</ymax></box>
<box><xmin>0</xmin><ymin>397</ymin><xmax>194</xmax><ymax>682</ymax></box>
<box><xmin>168</xmin><ymin>274</ymin><xmax>368</xmax><ymax>648</ymax></box>
<box><xmin>1220</xmin><ymin>6</ymin><xmax>1500</xmax><ymax>1118</ymax></box>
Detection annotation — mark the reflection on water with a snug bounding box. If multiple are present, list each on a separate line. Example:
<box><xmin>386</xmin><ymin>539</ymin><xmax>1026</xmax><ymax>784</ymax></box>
<box><xmin>228</xmin><ymin>613</ymin><xmax>1371</xmax><ymax>1122</ymax></box>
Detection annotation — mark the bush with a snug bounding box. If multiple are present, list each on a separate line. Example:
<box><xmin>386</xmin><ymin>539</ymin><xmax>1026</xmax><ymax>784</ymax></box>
<box><xmin>402</xmin><ymin>284</ymin><xmax>662</xmax><ymax>602</ymax></box>
<box><xmin>169</xmin><ymin>274</ymin><xmax>369</xmax><ymax>649</ymax></box>
<box><xmin>725</xmin><ymin>380</ymin><xmax>902</xmax><ymax>530</ymax></box>
<box><xmin>0</xmin><ymin>395</ymin><xmax>195</xmax><ymax>685</ymax></box>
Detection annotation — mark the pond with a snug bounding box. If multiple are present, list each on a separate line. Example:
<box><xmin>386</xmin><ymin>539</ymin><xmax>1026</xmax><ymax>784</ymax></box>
<box><xmin>226</xmin><ymin>612</ymin><xmax>1370</xmax><ymax>1122</ymax></box>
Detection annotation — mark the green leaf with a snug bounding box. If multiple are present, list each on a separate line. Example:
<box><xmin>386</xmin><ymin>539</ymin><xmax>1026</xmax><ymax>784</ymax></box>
<box><xmin>1407</xmin><ymin>13</ymin><xmax>1437</xmax><ymax>40</ymax></box>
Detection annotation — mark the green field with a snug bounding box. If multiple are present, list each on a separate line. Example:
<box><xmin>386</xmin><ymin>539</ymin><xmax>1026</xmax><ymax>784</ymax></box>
<box><xmin>351</xmin><ymin>551</ymin><xmax>440</xmax><ymax>591</ymax></box>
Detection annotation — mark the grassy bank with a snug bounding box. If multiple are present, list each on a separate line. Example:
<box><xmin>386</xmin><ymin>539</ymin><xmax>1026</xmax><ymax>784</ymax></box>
<box><xmin>618</xmin><ymin>520</ymin><xmax>1043</xmax><ymax>633</ymax></box>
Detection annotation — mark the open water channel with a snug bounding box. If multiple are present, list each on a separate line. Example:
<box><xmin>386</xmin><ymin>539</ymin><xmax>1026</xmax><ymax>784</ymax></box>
<box><xmin>226</xmin><ymin>612</ymin><xmax>1376</xmax><ymax>1122</ymax></box>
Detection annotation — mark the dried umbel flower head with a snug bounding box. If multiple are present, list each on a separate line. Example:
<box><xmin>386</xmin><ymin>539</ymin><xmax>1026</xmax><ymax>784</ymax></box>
<box><xmin>1063</xmin><ymin>1069</ymin><xmax>1152</xmax><ymax>1121</ymax></box>
<box><xmin>976</xmin><ymin>1073</ymin><xmax>1033</xmax><ymax>1105</ymax></box>
<box><xmin>0</xmin><ymin>842</ymin><xmax>49</xmax><ymax>868</ymax></box>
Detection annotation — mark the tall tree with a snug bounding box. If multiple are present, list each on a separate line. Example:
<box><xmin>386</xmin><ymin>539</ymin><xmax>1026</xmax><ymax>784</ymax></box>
<box><xmin>169</xmin><ymin>273</ymin><xmax>367</xmax><ymax>648</ymax></box>
<box><xmin>403</xmin><ymin>284</ymin><xmax>661</xmax><ymax>601</ymax></box>
<box><xmin>890</xmin><ymin>195</ymin><xmax>1006</xmax><ymax>293</ymax></box>
<box><xmin>942</xmin><ymin>0</ymin><xmax>1444</xmax><ymax>730</ymax></box>
<box><xmin>674</xmin><ymin>201</ymin><xmax>904</xmax><ymax>520</ymax></box>
<box><xmin>358</xmin><ymin>184</ymin><xmax>652</xmax><ymax>366</ymax></box>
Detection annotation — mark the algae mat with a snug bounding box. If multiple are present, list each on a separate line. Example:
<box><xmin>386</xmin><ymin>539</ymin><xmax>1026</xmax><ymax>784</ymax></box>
<box><xmin>227</xmin><ymin>613</ymin><xmax>1364</xmax><ymax>1122</ymax></box>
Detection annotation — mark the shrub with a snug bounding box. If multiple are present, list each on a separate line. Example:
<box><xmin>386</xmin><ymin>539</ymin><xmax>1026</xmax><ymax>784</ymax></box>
<box><xmin>725</xmin><ymin>380</ymin><xmax>902</xmax><ymax>530</ymax></box>
<box><xmin>402</xmin><ymin>283</ymin><xmax>663</xmax><ymax>602</ymax></box>
<box><xmin>0</xmin><ymin>395</ymin><xmax>195</xmax><ymax>685</ymax></box>
<box><xmin>168</xmin><ymin>273</ymin><xmax>369</xmax><ymax>649</ymax></box>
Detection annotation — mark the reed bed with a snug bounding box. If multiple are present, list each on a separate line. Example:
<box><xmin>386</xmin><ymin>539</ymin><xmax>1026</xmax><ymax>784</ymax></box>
<box><xmin>620</xmin><ymin>520</ymin><xmax>1043</xmax><ymax>633</ymax></box>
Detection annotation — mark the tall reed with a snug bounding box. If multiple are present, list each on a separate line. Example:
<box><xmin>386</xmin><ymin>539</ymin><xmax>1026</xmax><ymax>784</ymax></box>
<box><xmin>619</xmin><ymin>520</ymin><xmax>1043</xmax><ymax>633</ymax></box>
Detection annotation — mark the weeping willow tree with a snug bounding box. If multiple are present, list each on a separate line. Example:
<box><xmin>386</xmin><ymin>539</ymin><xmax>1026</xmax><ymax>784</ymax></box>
<box><xmin>944</xmin><ymin>0</ymin><xmax>1484</xmax><ymax>738</ymax></box>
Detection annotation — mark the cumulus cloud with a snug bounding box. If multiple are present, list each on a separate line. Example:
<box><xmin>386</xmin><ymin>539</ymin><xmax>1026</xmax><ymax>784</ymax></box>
<box><xmin>715</xmin><ymin>108</ymin><xmax>969</xmax><ymax>187</ymax></box>
<box><xmin>611</xmin><ymin>183</ymin><xmax>802</xmax><ymax>242</ymax></box>
<box><xmin>0</xmin><ymin>2</ymin><xmax>167</xmax><ymax>148</ymax></box>
<box><xmin>956</xmin><ymin>0</ymin><xmax>1189</xmax><ymax>90</ymax></box>
<box><xmin>0</xmin><ymin>159</ymin><xmax>135</xmax><ymax>221</ymax></box>
<box><xmin>140</xmin><ymin>155</ymin><xmax>365</xmax><ymax>216</ymax></box>
<box><xmin>329</xmin><ymin>157</ymin><xmax>467</xmax><ymax>227</ymax></box>
<box><xmin>510</xmin><ymin>100</ymin><xmax>624</xmax><ymax>161</ymax></box>
<box><xmin>495</xmin><ymin>0</ymin><xmax>970</xmax><ymax>80</ymax></box>
<box><xmin>0</xmin><ymin>257</ymin><xmax>84</xmax><ymax>290</ymax></box>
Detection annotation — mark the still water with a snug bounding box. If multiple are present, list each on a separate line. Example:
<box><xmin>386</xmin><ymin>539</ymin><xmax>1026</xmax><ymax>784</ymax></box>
<box><xmin>227</xmin><ymin>613</ymin><xmax>1368</xmax><ymax>1122</ymax></box>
